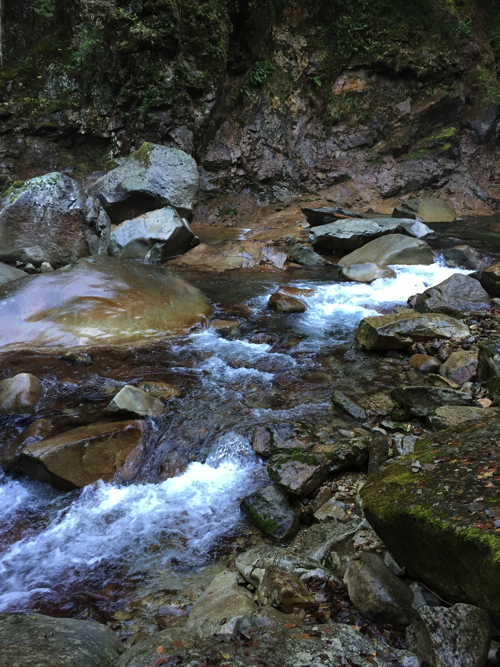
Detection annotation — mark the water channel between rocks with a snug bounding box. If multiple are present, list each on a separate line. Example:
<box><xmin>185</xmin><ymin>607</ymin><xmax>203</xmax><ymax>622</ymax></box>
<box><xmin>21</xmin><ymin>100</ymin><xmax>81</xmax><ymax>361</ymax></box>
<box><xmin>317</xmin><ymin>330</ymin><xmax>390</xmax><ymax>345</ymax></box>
<box><xmin>0</xmin><ymin>216</ymin><xmax>496</xmax><ymax>641</ymax></box>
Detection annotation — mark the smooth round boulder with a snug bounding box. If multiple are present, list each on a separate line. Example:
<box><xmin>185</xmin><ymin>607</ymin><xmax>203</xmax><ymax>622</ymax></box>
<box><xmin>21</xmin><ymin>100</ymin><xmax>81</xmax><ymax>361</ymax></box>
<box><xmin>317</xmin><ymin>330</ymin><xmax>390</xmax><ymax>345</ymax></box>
<box><xmin>268</xmin><ymin>291</ymin><xmax>306</xmax><ymax>313</ymax></box>
<box><xmin>344</xmin><ymin>551</ymin><xmax>416</xmax><ymax>627</ymax></box>
<box><xmin>0</xmin><ymin>373</ymin><xmax>44</xmax><ymax>415</ymax></box>
<box><xmin>0</xmin><ymin>255</ymin><xmax>213</xmax><ymax>353</ymax></box>
<box><xmin>338</xmin><ymin>234</ymin><xmax>433</xmax><ymax>267</ymax></box>
<box><xmin>340</xmin><ymin>263</ymin><xmax>396</xmax><ymax>283</ymax></box>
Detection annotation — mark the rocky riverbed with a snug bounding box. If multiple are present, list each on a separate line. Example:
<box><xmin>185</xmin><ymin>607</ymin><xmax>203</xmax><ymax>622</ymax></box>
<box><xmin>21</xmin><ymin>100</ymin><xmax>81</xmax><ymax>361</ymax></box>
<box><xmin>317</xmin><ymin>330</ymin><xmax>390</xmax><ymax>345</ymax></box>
<box><xmin>1</xmin><ymin>145</ymin><xmax>500</xmax><ymax>667</ymax></box>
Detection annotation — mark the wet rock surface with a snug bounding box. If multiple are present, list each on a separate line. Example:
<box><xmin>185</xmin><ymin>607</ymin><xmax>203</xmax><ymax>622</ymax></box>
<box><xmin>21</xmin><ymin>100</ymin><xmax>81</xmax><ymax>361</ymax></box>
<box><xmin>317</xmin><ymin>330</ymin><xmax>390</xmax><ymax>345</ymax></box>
<box><xmin>240</xmin><ymin>484</ymin><xmax>299</xmax><ymax>543</ymax></box>
<box><xmin>338</xmin><ymin>234</ymin><xmax>433</xmax><ymax>267</ymax></box>
<box><xmin>391</xmin><ymin>385</ymin><xmax>480</xmax><ymax>416</ymax></box>
<box><xmin>414</xmin><ymin>273</ymin><xmax>491</xmax><ymax>318</ymax></box>
<box><xmin>340</xmin><ymin>262</ymin><xmax>397</xmax><ymax>283</ymax></box>
<box><xmin>105</xmin><ymin>385</ymin><xmax>165</xmax><ymax>418</ymax></box>
<box><xmin>443</xmin><ymin>245</ymin><xmax>484</xmax><ymax>270</ymax></box>
<box><xmin>311</xmin><ymin>218</ymin><xmax>411</xmax><ymax>252</ymax></box>
<box><xmin>0</xmin><ymin>373</ymin><xmax>44</xmax><ymax>415</ymax></box>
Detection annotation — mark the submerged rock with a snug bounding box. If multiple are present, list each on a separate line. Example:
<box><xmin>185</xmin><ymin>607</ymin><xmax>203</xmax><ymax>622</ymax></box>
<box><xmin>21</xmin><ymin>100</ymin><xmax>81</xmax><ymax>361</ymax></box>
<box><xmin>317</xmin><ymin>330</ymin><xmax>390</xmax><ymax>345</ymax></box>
<box><xmin>361</xmin><ymin>419</ymin><xmax>500</xmax><ymax>621</ymax></box>
<box><xmin>355</xmin><ymin>312</ymin><xmax>469</xmax><ymax>350</ymax></box>
<box><xmin>414</xmin><ymin>273</ymin><xmax>490</xmax><ymax>318</ymax></box>
<box><xmin>338</xmin><ymin>234</ymin><xmax>433</xmax><ymax>267</ymax></box>
<box><xmin>345</xmin><ymin>551</ymin><xmax>415</xmax><ymax>627</ymax></box>
<box><xmin>18</xmin><ymin>420</ymin><xmax>148</xmax><ymax>490</ymax></box>
<box><xmin>240</xmin><ymin>484</ymin><xmax>299</xmax><ymax>543</ymax></box>
<box><xmin>391</xmin><ymin>385</ymin><xmax>479</xmax><ymax>417</ymax></box>
<box><xmin>426</xmin><ymin>405</ymin><xmax>499</xmax><ymax>431</ymax></box>
<box><xmin>0</xmin><ymin>613</ymin><xmax>124</xmax><ymax>667</ymax></box>
<box><xmin>0</xmin><ymin>262</ymin><xmax>27</xmax><ymax>286</ymax></box>
<box><xmin>0</xmin><ymin>255</ymin><xmax>213</xmax><ymax>353</ymax></box>
<box><xmin>392</xmin><ymin>197</ymin><xmax>457</xmax><ymax>222</ymax></box>
<box><xmin>0</xmin><ymin>373</ymin><xmax>44</xmax><ymax>415</ymax></box>
<box><xmin>109</xmin><ymin>207</ymin><xmax>196</xmax><ymax>260</ymax></box>
<box><xmin>105</xmin><ymin>385</ymin><xmax>165</xmax><ymax>418</ymax></box>
<box><xmin>88</xmin><ymin>143</ymin><xmax>199</xmax><ymax>222</ymax></box>
<box><xmin>406</xmin><ymin>603</ymin><xmax>492</xmax><ymax>667</ymax></box>
<box><xmin>443</xmin><ymin>245</ymin><xmax>484</xmax><ymax>270</ymax></box>
<box><xmin>0</xmin><ymin>173</ymin><xmax>110</xmax><ymax>268</ymax></box>
<box><xmin>340</xmin><ymin>262</ymin><xmax>396</xmax><ymax>283</ymax></box>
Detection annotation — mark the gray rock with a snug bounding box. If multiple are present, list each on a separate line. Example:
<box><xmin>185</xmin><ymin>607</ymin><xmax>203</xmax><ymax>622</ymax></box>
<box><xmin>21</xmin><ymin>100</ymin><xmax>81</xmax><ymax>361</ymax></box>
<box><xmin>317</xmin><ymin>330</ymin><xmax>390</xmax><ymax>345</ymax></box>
<box><xmin>398</xmin><ymin>219</ymin><xmax>435</xmax><ymax>239</ymax></box>
<box><xmin>291</xmin><ymin>244</ymin><xmax>329</xmax><ymax>266</ymax></box>
<box><xmin>478</xmin><ymin>261</ymin><xmax>500</xmax><ymax>298</ymax></box>
<box><xmin>267</xmin><ymin>451</ymin><xmax>328</xmax><ymax>496</ymax></box>
<box><xmin>345</xmin><ymin>551</ymin><xmax>416</xmax><ymax>627</ymax></box>
<box><xmin>414</xmin><ymin>273</ymin><xmax>491</xmax><ymax>318</ymax></box>
<box><xmin>109</xmin><ymin>207</ymin><xmax>195</xmax><ymax>260</ymax></box>
<box><xmin>0</xmin><ymin>173</ymin><xmax>110</xmax><ymax>268</ymax></box>
<box><xmin>295</xmin><ymin>519</ymin><xmax>365</xmax><ymax>564</ymax></box>
<box><xmin>236</xmin><ymin>545</ymin><xmax>330</xmax><ymax>588</ymax></box>
<box><xmin>240</xmin><ymin>484</ymin><xmax>299</xmax><ymax>543</ymax></box>
<box><xmin>105</xmin><ymin>385</ymin><xmax>165</xmax><ymax>418</ymax></box>
<box><xmin>391</xmin><ymin>385</ymin><xmax>480</xmax><ymax>417</ymax></box>
<box><xmin>340</xmin><ymin>262</ymin><xmax>396</xmax><ymax>283</ymax></box>
<box><xmin>301</xmin><ymin>206</ymin><xmax>366</xmax><ymax>227</ymax></box>
<box><xmin>0</xmin><ymin>262</ymin><xmax>27</xmax><ymax>286</ymax></box>
<box><xmin>0</xmin><ymin>612</ymin><xmax>124</xmax><ymax>667</ymax></box>
<box><xmin>331</xmin><ymin>390</ymin><xmax>367</xmax><ymax>420</ymax></box>
<box><xmin>439</xmin><ymin>350</ymin><xmax>478</xmax><ymax>384</ymax></box>
<box><xmin>392</xmin><ymin>197</ymin><xmax>457</xmax><ymax>223</ymax></box>
<box><xmin>88</xmin><ymin>143</ymin><xmax>199</xmax><ymax>223</ymax></box>
<box><xmin>311</xmin><ymin>218</ymin><xmax>406</xmax><ymax>252</ymax></box>
<box><xmin>314</xmin><ymin>498</ymin><xmax>349</xmax><ymax>522</ymax></box>
<box><xmin>406</xmin><ymin>603</ymin><xmax>492</xmax><ymax>667</ymax></box>
<box><xmin>0</xmin><ymin>373</ymin><xmax>44</xmax><ymax>415</ymax></box>
<box><xmin>368</xmin><ymin>432</ymin><xmax>390</xmax><ymax>474</ymax></box>
<box><xmin>477</xmin><ymin>340</ymin><xmax>500</xmax><ymax>382</ymax></box>
<box><xmin>393</xmin><ymin>434</ymin><xmax>418</xmax><ymax>456</ymax></box>
<box><xmin>426</xmin><ymin>405</ymin><xmax>499</xmax><ymax>431</ymax></box>
<box><xmin>443</xmin><ymin>245</ymin><xmax>484</xmax><ymax>270</ymax></box>
<box><xmin>338</xmin><ymin>234</ymin><xmax>433</xmax><ymax>267</ymax></box>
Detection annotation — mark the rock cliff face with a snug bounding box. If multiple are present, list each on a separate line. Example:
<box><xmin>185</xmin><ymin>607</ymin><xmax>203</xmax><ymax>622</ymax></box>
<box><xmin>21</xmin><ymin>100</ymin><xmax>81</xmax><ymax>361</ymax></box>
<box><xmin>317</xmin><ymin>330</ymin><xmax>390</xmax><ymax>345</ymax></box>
<box><xmin>1</xmin><ymin>0</ymin><xmax>499</xmax><ymax>213</ymax></box>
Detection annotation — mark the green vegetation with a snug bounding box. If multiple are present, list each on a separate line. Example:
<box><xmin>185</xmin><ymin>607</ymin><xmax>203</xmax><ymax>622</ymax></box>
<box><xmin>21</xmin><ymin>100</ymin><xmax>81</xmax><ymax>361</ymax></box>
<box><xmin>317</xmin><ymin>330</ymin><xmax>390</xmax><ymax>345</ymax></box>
<box><xmin>32</xmin><ymin>0</ymin><xmax>55</xmax><ymax>18</ymax></box>
<box><xmin>249</xmin><ymin>61</ymin><xmax>275</xmax><ymax>86</ymax></box>
<box><xmin>248</xmin><ymin>509</ymin><xmax>278</xmax><ymax>535</ymax></box>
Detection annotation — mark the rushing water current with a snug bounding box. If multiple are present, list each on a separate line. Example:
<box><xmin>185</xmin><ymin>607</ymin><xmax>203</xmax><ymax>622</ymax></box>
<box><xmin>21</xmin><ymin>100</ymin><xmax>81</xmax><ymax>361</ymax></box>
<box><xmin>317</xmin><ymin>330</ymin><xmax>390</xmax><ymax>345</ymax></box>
<box><xmin>0</xmin><ymin>256</ymin><xmax>469</xmax><ymax>624</ymax></box>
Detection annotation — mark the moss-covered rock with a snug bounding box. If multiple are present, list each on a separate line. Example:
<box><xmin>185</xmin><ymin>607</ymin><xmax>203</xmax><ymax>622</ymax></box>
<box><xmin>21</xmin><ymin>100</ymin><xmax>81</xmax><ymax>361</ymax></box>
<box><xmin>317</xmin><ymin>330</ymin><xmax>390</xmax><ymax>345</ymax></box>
<box><xmin>361</xmin><ymin>418</ymin><xmax>500</xmax><ymax>621</ymax></box>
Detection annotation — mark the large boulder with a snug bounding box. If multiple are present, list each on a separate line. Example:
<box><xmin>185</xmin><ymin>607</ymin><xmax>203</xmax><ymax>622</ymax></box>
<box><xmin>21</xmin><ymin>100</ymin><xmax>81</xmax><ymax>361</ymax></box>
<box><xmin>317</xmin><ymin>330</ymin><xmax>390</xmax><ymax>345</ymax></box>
<box><xmin>338</xmin><ymin>234</ymin><xmax>433</xmax><ymax>267</ymax></box>
<box><xmin>361</xmin><ymin>419</ymin><xmax>500</xmax><ymax>621</ymax></box>
<box><xmin>0</xmin><ymin>255</ymin><xmax>213</xmax><ymax>353</ymax></box>
<box><xmin>443</xmin><ymin>245</ymin><xmax>484</xmax><ymax>270</ymax></box>
<box><xmin>169</xmin><ymin>239</ymin><xmax>288</xmax><ymax>272</ymax></box>
<box><xmin>391</xmin><ymin>385</ymin><xmax>479</xmax><ymax>417</ymax></box>
<box><xmin>241</xmin><ymin>484</ymin><xmax>299</xmax><ymax>543</ymax></box>
<box><xmin>0</xmin><ymin>373</ymin><xmax>44</xmax><ymax>415</ymax></box>
<box><xmin>478</xmin><ymin>261</ymin><xmax>500</xmax><ymax>298</ymax></box>
<box><xmin>0</xmin><ymin>613</ymin><xmax>124</xmax><ymax>667</ymax></box>
<box><xmin>109</xmin><ymin>207</ymin><xmax>196</xmax><ymax>260</ymax></box>
<box><xmin>88</xmin><ymin>143</ymin><xmax>199</xmax><ymax>222</ymax></box>
<box><xmin>392</xmin><ymin>197</ymin><xmax>456</xmax><ymax>222</ymax></box>
<box><xmin>340</xmin><ymin>262</ymin><xmax>396</xmax><ymax>283</ymax></box>
<box><xmin>0</xmin><ymin>173</ymin><xmax>110</xmax><ymax>268</ymax></box>
<box><xmin>18</xmin><ymin>420</ymin><xmax>149</xmax><ymax>490</ymax></box>
<box><xmin>414</xmin><ymin>273</ymin><xmax>491</xmax><ymax>318</ymax></box>
<box><xmin>355</xmin><ymin>312</ymin><xmax>469</xmax><ymax>350</ymax></box>
<box><xmin>0</xmin><ymin>262</ymin><xmax>27</xmax><ymax>286</ymax></box>
<box><xmin>311</xmin><ymin>218</ymin><xmax>409</xmax><ymax>252</ymax></box>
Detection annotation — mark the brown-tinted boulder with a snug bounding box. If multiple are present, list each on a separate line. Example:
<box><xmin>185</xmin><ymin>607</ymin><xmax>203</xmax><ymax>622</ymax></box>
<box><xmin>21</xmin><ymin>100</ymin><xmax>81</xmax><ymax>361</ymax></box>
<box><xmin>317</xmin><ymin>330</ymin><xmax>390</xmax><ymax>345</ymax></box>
<box><xmin>410</xmin><ymin>354</ymin><xmax>441</xmax><ymax>374</ymax></box>
<box><xmin>0</xmin><ymin>373</ymin><xmax>44</xmax><ymax>415</ymax></box>
<box><xmin>18</xmin><ymin>420</ymin><xmax>148</xmax><ymax>490</ymax></box>
<box><xmin>338</xmin><ymin>234</ymin><xmax>433</xmax><ymax>267</ymax></box>
<box><xmin>414</xmin><ymin>273</ymin><xmax>490</xmax><ymax>318</ymax></box>
<box><xmin>1</xmin><ymin>418</ymin><xmax>53</xmax><ymax>471</ymax></box>
<box><xmin>169</xmin><ymin>239</ymin><xmax>288</xmax><ymax>272</ymax></box>
<box><xmin>268</xmin><ymin>291</ymin><xmax>306</xmax><ymax>313</ymax></box>
<box><xmin>257</xmin><ymin>566</ymin><xmax>315</xmax><ymax>612</ymax></box>
<box><xmin>0</xmin><ymin>255</ymin><xmax>213</xmax><ymax>353</ymax></box>
<box><xmin>478</xmin><ymin>261</ymin><xmax>500</xmax><ymax>298</ymax></box>
<box><xmin>392</xmin><ymin>197</ymin><xmax>456</xmax><ymax>223</ymax></box>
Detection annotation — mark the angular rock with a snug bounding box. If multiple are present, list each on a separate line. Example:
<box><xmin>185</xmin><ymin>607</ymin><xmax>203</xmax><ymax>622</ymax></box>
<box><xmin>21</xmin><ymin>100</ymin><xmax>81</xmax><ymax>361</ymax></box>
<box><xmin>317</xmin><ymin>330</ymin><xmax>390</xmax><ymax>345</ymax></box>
<box><xmin>443</xmin><ymin>245</ymin><xmax>484</xmax><ymax>270</ymax></box>
<box><xmin>340</xmin><ymin>262</ymin><xmax>396</xmax><ymax>283</ymax></box>
<box><xmin>398</xmin><ymin>219</ymin><xmax>435</xmax><ymax>239</ymax></box>
<box><xmin>0</xmin><ymin>256</ymin><xmax>213</xmax><ymax>353</ymax></box>
<box><xmin>391</xmin><ymin>385</ymin><xmax>479</xmax><ymax>417</ymax></box>
<box><xmin>361</xmin><ymin>419</ymin><xmax>500</xmax><ymax>621</ymax></box>
<box><xmin>0</xmin><ymin>262</ymin><xmax>27</xmax><ymax>286</ymax></box>
<box><xmin>311</xmin><ymin>218</ymin><xmax>406</xmax><ymax>252</ymax></box>
<box><xmin>478</xmin><ymin>261</ymin><xmax>500</xmax><ymax>298</ymax></box>
<box><xmin>257</xmin><ymin>565</ymin><xmax>315</xmax><ymax>612</ymax></box>
<box><xmin>209</xmin><ymin>319</ymin><xmax>239</xmax><ymax>337</ymax></box>
<box><xmin>109</xmin><ymin>207</ymin><xmax>196</xmax><ymax>261</ymax></box>
<box><xmin>338</xmin><ymin>234</ymin><xmax>433</xmax><ymax>267</ymax></box>
<box><xmin>1</xmin><ymin>418</ymin><xmax>53</xmax><ymax>471</ymax></box>
<box><xmin>0</xmin><ymin>173</ymin><xmax>110</xmax><ymax>268</ymax></box>
<box><xmin>356</xmin><ymin>312</ymin><xmax>469</xmax><ymax>350</ymax></box>
<box><xmin>477</xmin><ymin>340</ymin><xmax>500</xmax><ymax>382</ymax></box>
<box><xmin>0</xmin><ymin>373</ymin><xmax>44</xmax><ymax>415</ymax></box>
<box><xmin>312</xmin><ymin>437</ymin><xmax>370</xmax><ymax>472</ymax></box>
<box><xmin>170</xmin><ymin>239</ymin><xmax>288</xmax><ymax>272</ymax></box>
<box><xmin>345</xmin><ymin>551</ymin><xmax>416</xmax><ymax>627</ymax></box>
<box><xmin>331</xmin><ymin>390</ymin><xmax>367</xmax><ymax>420</ymax></box>
<box><xmin>236</xmin><ymin>545</ymin><xmax>330</xmax><ymax>588</ymax></box>
<box><xmin>105</xmin><ymin>385</ymin><xmax>164</xmax><ymax>418</ymax></box>
<box><xmin>406</xmin><ymin>604</ymin><xmax>492</xmax><ymax>667</ymax></box>
<box><xmin>88</xmin><ymin>143</ymin><xmax>199</xmax><ymax>222</ymax></box>
<box><xmin>410</xmin><ymin>354</ymin><xmax>441</xmax><ymax>374</ymax></box>
<box><xmin>240</xmin><ymin>484</ymin><xmax>299</xmax><ymax>543</ymax></box>
<box><xmin>268</xmin><ymin>451</ymin><xmax>328</xmax><ymax>497</ymax></box>
<box><xmin>414</xmin><ymin>273</ymin><xmax>490</xmax><ymax>318</ymax></box>
<box><xmin>420</xmin><ymin>373</ymin><xmax>460</xmax><ymax>390</ymax></box>
<box><xmin>301</xmin><ymin>206</ymin><xmax>366</xmax><ymax>227</ymax></box>
<box><xmin>0</xmin><ymin>613</ymin><xmax>124</xmax><ymax>667</ymax></box>
<box><xmin>18</xmin><ymin>420</ymin><xmax>148</xmax><ymax>490</ymax></box>
<box><xmin>439</xmin><ymin>350</ymin><xmax>478</xmax><ymax>384</ymax></box>
<box><xmin>392</xmin><ymin>197</ymin><xmax>456</xmax><ymax>223</ymax></box>
<box><xmin>291</xmin><ymin>244</ymin><xmax>329</xmax><ymax>266</ymax></box>
<box><xmin>393</xmin><ymin>434</ymin><xmax>418</xmax><ymax>456</ymax></box>
<box><xmin>251</xmin><ymin>422</ymin><xmax>315</xmax><ymax>458</ymax></box>
<box><xmin>426</xmin><ymin>405</ymin><xmax>499</xmax><ymax>431</ymax></box>
<box><xmin>314</xmin><ymin>498</ymin><xmax>349</xmax><ymax>522</ymax></box>
<box><xmin>295</xmin><ymin>519</ymin><xmax>365</xmax><ymax>565</ymax></box>
<box><xmin>368</xmin><ymin>432</ymin><xmax>391</xmax><ymax>474</ymax></box>
<box><xmin>268</xmin><ymin>291</ymin><xmax>306</xmax><ymax>313</ymax></box>
<box><xmin>185</xmin><ymin>571</ymin><xmax>257</xmax><ymax>638</ymax></box>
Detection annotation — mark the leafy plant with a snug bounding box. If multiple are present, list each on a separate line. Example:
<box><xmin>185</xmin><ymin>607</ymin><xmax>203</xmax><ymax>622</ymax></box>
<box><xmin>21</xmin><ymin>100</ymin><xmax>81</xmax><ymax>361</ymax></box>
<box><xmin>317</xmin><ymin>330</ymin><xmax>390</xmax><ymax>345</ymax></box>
<box><xmin>249</xmin><ymin>61</ymin><xmax>274</xmax><ymax>86</ymax></box>
<box><xmin>307</xmin><ymin>76</ymin><xmax>322</xmax><ymax>88</ymax></box>
<box><xmin>452</xmin><ymin>20</ymin><xmax>472</xmax><ymax>39</ymax></box>
<box><xmin>32</xmin><ymin>0</ymin><xmax>55</xmax><ymax>18</ymax></box>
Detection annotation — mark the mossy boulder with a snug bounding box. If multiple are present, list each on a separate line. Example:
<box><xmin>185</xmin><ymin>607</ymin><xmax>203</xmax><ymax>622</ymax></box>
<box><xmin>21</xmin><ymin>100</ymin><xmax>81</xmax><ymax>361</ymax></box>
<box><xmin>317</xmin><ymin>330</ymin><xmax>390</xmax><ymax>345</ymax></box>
<box><xmin>361</xmin><ymin>419</ymin><xmax>500</xmax><ymax>621</ymax></box>
<box><xmin>240</xmin><ymin>484</ymin><xmax>299</xmax><ymax>543</ymax></box>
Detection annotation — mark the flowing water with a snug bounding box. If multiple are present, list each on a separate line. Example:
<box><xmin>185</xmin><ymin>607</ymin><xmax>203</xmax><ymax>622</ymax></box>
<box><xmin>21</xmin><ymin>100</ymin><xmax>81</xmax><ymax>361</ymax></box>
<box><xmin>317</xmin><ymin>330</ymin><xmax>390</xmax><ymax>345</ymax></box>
<box><xmin>0</xmin><ymin>219</ymin><xmax>496</xmax><ymax>639</ymax></box>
